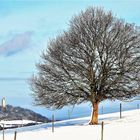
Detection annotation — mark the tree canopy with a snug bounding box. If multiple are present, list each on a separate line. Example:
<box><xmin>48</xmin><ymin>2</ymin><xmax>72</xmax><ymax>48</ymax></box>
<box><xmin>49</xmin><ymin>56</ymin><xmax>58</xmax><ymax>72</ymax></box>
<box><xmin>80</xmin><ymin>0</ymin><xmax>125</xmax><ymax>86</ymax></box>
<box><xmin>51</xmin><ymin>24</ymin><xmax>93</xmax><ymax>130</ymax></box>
<box><xmin>30</xmin><ymin>7</ymin><xmax>140</xmax><ymax>124</ymax></box>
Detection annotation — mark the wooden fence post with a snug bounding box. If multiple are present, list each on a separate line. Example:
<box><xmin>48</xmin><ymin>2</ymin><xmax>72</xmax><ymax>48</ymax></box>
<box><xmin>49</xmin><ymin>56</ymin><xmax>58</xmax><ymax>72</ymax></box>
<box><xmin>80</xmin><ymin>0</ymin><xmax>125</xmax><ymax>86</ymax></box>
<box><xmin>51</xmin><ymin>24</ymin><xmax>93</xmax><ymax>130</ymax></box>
<box><xmin>101</xmin><ymin>121</ymin><xmax>104</xmax><ymax>140</ymax></box>
<box><xmin>52</xmin><ymin>114</ymin><xmax>54</xmax><ymax>133</ymax></box>
<box><xmin>101</xmin><ymin>106</ymin><xmax>104</xmax><ymax>114</ymax></box>
<box><xmin>120</xmin><ymin>103</ymin><xmax>122</xmax><ymax>119</ymax></box>
<box><xmin>68</xmin><ymin>110</ymin><xmax>70</xmax><ymax>119</ymax></box>
<box><xmin>14</xmin><ymin>131</ymin><xmax>17</xmax><ymax>140</ymax></box>
<box><xmin>137</xmin><ymin>104</ymin><xmax>139</xmax><ymax>109</ymax></box>
<box><xmin>3</xmin><ymin>123</ymin><xmax>4</xmax><ymax>140</ymax></box>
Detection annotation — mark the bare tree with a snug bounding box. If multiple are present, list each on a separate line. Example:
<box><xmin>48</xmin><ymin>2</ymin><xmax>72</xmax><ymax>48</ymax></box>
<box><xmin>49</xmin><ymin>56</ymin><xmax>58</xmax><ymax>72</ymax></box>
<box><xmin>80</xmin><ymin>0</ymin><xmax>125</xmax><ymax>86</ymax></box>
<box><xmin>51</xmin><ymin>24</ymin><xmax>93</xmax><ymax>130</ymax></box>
<box><xmin>30</xmin><ymin>7</ymin><xmax>140</xmax><ymax>125</ymax></box>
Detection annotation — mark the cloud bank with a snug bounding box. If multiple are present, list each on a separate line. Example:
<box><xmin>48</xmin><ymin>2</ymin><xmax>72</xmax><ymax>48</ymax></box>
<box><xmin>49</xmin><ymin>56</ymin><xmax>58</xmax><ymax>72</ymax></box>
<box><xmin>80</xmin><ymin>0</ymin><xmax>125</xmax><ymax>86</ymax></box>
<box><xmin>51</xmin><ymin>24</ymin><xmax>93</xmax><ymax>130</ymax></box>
<box><xmin>0</xmin><ymin>31</ymin><xmax>33</xmax><ymax>56</ymax></box>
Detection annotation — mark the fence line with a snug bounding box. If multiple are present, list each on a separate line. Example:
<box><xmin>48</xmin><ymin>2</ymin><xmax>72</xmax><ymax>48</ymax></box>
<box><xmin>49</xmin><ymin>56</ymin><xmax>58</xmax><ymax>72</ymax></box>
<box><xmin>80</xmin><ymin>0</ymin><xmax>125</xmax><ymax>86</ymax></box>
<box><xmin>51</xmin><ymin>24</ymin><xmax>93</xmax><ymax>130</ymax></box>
<box><xmin>65</xmin><ymin>102</ymin><xmax>140</xmax><ymax>120</ymax></box>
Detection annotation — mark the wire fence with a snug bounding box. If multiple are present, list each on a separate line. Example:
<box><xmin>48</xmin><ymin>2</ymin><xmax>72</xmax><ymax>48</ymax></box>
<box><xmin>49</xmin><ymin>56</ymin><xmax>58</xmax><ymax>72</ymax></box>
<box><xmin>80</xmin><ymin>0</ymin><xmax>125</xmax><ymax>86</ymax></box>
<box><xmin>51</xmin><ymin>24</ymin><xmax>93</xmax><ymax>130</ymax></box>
<box><xmin>65</xmin><ymin>101</ymin><xmax>140</xmax><ymax>120</ymax></box>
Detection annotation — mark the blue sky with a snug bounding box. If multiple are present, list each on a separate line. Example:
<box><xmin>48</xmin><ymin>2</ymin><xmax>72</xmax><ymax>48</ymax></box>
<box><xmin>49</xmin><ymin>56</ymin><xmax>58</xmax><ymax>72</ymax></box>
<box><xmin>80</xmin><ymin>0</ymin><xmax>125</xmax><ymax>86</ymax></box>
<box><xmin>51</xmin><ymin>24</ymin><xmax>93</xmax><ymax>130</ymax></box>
<box><xmin>0</xmin><ymin>0</ymin><xmax>140</xmax><ymax>119</ymax></box>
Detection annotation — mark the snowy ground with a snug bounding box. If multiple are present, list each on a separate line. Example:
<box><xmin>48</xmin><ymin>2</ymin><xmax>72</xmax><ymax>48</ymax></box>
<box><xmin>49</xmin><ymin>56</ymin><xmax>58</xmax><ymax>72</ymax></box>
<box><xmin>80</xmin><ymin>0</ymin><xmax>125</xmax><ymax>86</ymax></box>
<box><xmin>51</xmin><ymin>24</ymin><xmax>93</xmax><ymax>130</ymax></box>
<box><xmin>1</xmin><ymin>109</ymin><xmax>140</xmax><ymax>140</ymax></box>
<box><xmin>0</xmin><ymin>120</ymin><xmax>39</xmax><ymax>128</ymax></box>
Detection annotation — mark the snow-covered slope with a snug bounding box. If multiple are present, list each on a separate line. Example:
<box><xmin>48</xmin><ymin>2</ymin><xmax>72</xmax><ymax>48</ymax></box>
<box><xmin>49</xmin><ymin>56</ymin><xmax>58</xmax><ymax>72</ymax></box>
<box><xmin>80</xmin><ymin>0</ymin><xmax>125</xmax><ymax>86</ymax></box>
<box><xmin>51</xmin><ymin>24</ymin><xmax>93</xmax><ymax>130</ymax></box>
<box><xmin>1</xmin><ymin>109</ymin><xmax>140</xmax><ymax>140</ymax></box>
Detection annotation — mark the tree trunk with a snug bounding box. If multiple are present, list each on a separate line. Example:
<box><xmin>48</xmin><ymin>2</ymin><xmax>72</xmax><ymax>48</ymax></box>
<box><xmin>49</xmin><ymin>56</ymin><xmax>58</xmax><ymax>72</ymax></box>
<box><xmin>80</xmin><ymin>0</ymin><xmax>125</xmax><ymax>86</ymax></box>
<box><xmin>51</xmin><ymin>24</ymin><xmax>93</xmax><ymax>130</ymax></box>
<box><xmin>89</xmin><ymin>102</ymin><xmax>99</xmax><ymax>125</ymax></box>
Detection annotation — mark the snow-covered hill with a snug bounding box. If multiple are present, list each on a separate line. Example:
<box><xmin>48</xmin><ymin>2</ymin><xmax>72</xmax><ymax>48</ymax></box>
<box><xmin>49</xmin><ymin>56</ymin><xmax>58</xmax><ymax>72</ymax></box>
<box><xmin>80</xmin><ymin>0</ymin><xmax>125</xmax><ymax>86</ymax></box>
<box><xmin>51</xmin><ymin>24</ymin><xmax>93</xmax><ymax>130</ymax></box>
<box><xmin>1</xmin><ymin>109</ymin><xmax>140</xmax><ymax>140</ymax></box>
<box><xmin>0</xmin><ymin>105</ymin><xmax>49</xmax><ymax>123</ymax></box>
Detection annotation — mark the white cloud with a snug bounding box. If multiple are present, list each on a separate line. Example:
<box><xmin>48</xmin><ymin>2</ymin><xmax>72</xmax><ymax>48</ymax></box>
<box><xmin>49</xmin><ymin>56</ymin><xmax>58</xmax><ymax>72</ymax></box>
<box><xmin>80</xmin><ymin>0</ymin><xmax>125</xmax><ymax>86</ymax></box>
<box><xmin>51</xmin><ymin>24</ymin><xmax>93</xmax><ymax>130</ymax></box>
<box><xmin>0</xmin><ymin>31</ymin><xmax>33</xmax><ymax>56</ymax></box>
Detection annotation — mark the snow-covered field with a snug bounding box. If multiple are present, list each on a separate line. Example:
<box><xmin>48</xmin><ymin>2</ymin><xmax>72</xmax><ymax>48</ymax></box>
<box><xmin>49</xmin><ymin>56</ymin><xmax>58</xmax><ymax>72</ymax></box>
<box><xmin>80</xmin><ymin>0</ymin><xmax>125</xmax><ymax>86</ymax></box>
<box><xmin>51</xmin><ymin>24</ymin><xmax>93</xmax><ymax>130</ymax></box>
<box><xmin>0</xmin><ymin>120</ymin><xmax>39</xmax><ymax>128</ymax></box>
<box><xmin>1</xmin><ymin>109</ymin><xmax>140</xmax><ymax>140</ymax></box>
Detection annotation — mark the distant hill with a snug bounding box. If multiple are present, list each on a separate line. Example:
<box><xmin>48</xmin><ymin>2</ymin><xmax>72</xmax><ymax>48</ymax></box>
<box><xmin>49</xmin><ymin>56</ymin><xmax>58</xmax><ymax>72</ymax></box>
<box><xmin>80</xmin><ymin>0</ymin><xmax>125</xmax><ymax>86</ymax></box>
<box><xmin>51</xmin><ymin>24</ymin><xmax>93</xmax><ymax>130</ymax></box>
<box><xmin>0</xmin><ymin>105</ymin><xmax>50</xmax><ymax>123</ymax></box>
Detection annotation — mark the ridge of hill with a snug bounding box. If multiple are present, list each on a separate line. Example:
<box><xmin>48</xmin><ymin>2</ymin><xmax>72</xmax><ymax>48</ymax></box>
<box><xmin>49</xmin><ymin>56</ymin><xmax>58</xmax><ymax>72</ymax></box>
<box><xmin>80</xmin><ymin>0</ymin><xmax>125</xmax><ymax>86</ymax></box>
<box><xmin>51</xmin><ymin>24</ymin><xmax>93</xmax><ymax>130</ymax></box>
<box><xmin>0</xmin><ymin>105</ymin><xmax>49</xmax><ymax>123</ymax></box>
